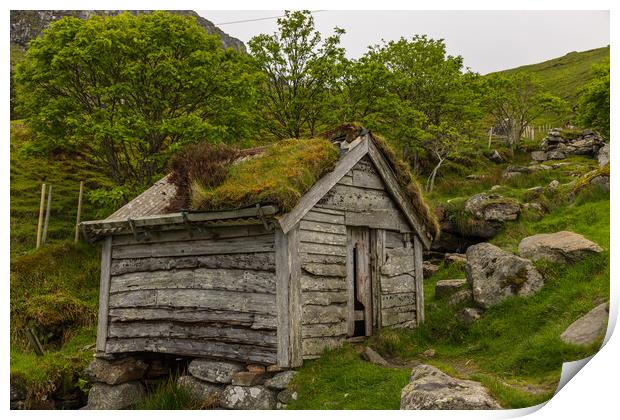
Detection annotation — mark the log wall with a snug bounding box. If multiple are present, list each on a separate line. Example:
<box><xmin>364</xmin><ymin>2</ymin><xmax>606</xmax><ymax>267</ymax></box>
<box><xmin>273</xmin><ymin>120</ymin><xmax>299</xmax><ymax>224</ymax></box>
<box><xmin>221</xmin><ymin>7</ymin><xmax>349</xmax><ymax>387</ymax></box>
<box><xmin>103</xmin><ymin>224</ymin><xmax>278</xmax><ymax>364</ymax></box>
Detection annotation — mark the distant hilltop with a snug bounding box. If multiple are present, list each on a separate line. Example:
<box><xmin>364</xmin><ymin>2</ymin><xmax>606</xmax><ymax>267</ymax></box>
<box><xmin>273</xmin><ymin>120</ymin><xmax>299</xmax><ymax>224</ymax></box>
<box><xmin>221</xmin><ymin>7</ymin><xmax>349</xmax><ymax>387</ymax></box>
<box><xmin>10</xmin><ymin>10</ymin><xmax>246</xmax><ymax>52</ymax></box>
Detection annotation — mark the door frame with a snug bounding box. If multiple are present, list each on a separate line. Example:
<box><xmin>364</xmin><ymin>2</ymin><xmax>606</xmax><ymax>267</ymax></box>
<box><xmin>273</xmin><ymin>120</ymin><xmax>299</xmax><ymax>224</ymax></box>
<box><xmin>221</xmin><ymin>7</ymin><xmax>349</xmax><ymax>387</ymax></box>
<box><xmin>346</xmin><ymin>227</ymin><xmax>380</xmax><ymax>337</ymax></box>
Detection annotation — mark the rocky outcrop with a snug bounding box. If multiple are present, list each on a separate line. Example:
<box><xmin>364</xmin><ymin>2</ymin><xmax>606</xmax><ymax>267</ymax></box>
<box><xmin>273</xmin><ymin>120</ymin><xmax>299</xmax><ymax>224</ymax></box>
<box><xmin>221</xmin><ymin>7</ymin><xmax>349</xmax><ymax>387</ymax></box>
<box><xmin>84</xmin><ymin>357</ymin><xmax>148</xmax><ymax>385</ymax></box>
<box><xmin>561</xmin><ymin>303</ymin><xmax>609</xmax><ymax>346</ymax></box>
<box><xmin>466</xmin><ymin>243</ymin><xmax>544</xmax><ymax>309</ymax></box>
<box><xmin>434</xmin><ymin>194</ymin><xmax>521</xmax><ymax>253</ymax></box>
<box><xmin>465</xmin><ymin>193</ymin><xmax>520</xmax><ymax>223</ymax></box>
<box><xmin>219</xmin><ymin>385</ymin><xmax>277</xmax><ymax>409</ymax></box>
<box><xmin>86</xmin><ymin>381</ymin><xmax>146</xmax><ymax>409</ymax></box>
<box><xmin>518</xmin><ymin>231</ymin><xmax>603</xmax><ymax>264</ymax></box>
<box><xmin>400</xmin><ymin>364</ymin><xmax>501</xmax><ymax>410</ymax></box>
<box><xmin>537</xmin><ymin>129</ymin><xmax>605</xmax><ymax>161</ymax></box>
<box><xmin>188</xmin><ymin>359</ymin><xmax>245</xmax><ymax>384</ymax></box>
<box><xmin>10</xmin><ymin>10</ymin><xmax>246</xmax><ymax>52</ymax></box>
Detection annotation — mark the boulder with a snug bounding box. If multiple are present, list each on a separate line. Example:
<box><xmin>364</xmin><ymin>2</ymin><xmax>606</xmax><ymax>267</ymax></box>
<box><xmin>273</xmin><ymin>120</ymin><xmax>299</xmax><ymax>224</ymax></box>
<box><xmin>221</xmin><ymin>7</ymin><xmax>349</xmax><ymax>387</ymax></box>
<box><xmin>264</xmin><ymin>370</ymin><xmax>298</xmax><ymax>391</ymax></box>
<box><xmin>231</xmin><ymin>371</ymin><xmax>266</xmax><ymax>386</ymax></box>
<box><xmin>518</xmin><ymin>231</ymin><xmax>603</xmax><ymax>264</ymax></box>
<box><xmin>188</xmin><ymin>359</ymin><xmax>245</xmax><ymax>384</ymax></box>
<box><xmin>84</xmin><ymin>357</ymin><xmax>148</xmax><ymax>385</ymax></box>
<box><xmin>448</xmin><ymin>289</ymin><xmax>473</xmax><ymax>306</ymax></box>
<box><xmin>531</xmin><ymin>151</ymin><xmax>547</xmax><ymax>162</ymax></box>
<box><xmin>560</xmin><ymin>303</ymin><xmax>609</xmax><ymax>346</ymax></box>
<box><xmin>86</xmin><ymin>381</ymin><xmax>146</xmax><ymax>409</ymax></box>
<box><xmin>465</xmin><ymin>193</ymin><xmax>520</xmax><ymax>222</ymax></box>
<box><xmin>177</xmin><ymin>375</ymin><xmax>222</xmax><ymax>403</ymax></box>
<box><xmin>400</xmin><ymin>364</ymin><xmax>501</xmax><ymax>410</ymax></box>
<box><xmin>219</xmin><ymin>385</ymin><xmax>277</xmax><ymax>410</ymax></box>
<box><xmin>488</xmin><ymin>149</ymin><xmax>505</xmax><ymax>163</ymax></box>
<box><xmin>548</xmin><ymin>180</ymin><xmax>560</xmax><ymax>191</ymax></box>
<box><xmin>362</xmin><ymin>347</ymin><xmax>389</xmax><ymax>366</ymax></box>
<box><xmin>590</xmin><ymin>175</ymin><xmax>610</xmax><ymax>192</ymax></box>
<box><xmin>444</xmin><ymin>253</ymin><xmax>467</xmax><ymax>266</ymax></box>
<box><xmin>466</xmin><ymin>243</ymin><xmax>544</xmax><ymax>309</ymax></box>
<box><xmin>435</xmin><ymin>279</ymin><xmax>467</xmax><ymax>298</ymax></box>
<box><xmin>423</xmin><ymin>261</ymin><xmax>440</xmax><ymax>278</ymax></box>
<box><xmin>598</xmin><ymin>144</ymin><xmax>610</xmax><ymax>167</ymax></box>
<box><xmin>457</xmin><ymin>308</ymin><xmax>483</xmax><ymax>325</ymax></box>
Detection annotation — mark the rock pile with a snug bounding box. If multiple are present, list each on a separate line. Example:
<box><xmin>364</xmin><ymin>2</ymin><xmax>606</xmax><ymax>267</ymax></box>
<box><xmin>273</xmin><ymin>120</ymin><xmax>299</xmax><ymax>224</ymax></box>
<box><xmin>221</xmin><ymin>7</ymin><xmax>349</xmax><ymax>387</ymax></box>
<box><xmin>82</xmin><ymin>355</ymin><xmax>298</xmax><ymax>410</ymax></box>
<box><xmin>180</xmin><ymin>359</ymin><xmax>298</xmax><ymax>410</ymax></box>
<box><xmin>532</xmin><ymin>129</ymin><xmax>605</xmax><ymax>162</ymax></box>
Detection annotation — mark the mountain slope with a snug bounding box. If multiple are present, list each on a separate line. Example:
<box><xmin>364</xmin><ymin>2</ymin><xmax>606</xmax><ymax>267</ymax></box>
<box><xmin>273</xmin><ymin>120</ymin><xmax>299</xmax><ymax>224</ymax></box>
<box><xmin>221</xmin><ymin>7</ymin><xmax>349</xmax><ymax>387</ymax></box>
<box><xmin>494</xmin><ymin>46</ymin><xmax>609</xmax><ymax>105</ymax></box>
<box><xmin>10</xmin><ymin>10</ymin><xmax>245</xmax><ymax>52</ymax></box>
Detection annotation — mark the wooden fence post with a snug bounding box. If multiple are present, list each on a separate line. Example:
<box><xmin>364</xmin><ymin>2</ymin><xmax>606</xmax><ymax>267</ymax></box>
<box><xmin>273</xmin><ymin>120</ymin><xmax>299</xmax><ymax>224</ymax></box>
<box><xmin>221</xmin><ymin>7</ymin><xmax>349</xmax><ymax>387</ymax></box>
<box><xmin>75</xmin><ymin>181</ymin><xmax>84</xmax><ymax>243</ymax></box>
<box><xmin>42</xmin><ymin>185</ymin><xmax>52</xmax><ymax>244</ymax></box>
<box><xmin>36</xmin><ymin>183</ymin><xmax>46</xmax><ymax>249</ymax></box>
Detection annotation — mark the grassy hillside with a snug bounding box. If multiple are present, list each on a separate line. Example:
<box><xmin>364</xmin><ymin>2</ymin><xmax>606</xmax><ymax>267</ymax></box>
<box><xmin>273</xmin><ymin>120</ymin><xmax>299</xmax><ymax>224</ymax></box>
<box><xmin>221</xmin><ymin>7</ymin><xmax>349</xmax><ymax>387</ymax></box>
<box><xmin>496</xmin><ymin>46</ymin><xmax>609</xmax><ymax>105</ymax></box>
<box><xmin>10</xmin><ymin>121</ymin><xmax>114</xmax><ymax>407</ymax></box>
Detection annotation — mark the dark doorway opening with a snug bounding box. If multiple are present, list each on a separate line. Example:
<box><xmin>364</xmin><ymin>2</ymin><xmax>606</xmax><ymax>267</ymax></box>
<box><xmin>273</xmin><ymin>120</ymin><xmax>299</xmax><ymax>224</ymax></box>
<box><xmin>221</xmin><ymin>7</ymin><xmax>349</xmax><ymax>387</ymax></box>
<box><xmin>352</xmin><ymin>244</ymin><xmax>366</xmax><ymax>337</ymax></box>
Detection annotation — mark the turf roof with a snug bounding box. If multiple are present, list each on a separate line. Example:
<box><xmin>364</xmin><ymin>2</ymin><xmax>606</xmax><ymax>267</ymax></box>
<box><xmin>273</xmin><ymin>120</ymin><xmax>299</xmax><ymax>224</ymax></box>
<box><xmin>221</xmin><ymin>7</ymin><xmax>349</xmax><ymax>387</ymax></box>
<box><xmin>168</xmin><ymin>123</ymin><xmax>440</xmax><ymax>239</ymax></box>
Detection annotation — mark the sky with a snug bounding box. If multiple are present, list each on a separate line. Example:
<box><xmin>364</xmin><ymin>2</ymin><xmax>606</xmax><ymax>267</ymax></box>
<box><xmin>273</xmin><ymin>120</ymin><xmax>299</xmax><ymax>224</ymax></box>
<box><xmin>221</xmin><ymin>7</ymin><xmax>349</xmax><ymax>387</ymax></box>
<box><xmin>197</xmin><ymin>10</ymin><xmax>609</xmax><ymax>74</ymax></box>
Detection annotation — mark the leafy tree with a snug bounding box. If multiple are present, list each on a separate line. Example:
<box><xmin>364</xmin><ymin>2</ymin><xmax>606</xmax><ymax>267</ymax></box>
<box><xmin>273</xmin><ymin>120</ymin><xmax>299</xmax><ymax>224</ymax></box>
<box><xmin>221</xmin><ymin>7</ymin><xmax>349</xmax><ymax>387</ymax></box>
<box><xmin>576</xmin><ymin>61</ymin><xmax>610</xmax><ymax>139</ymax></box>
<box><xmin>484</xmin><ymin>72</ymin><xmax>568</xmax><ymax>150</ymax></box>
<box><xmin>249</xmin><ymin>10</ymin><xmax>346</xmax><ymax>139</ymax></box>
<box><xmin>15</xmin><ymin>11</ymin><xmax>260</xmax><ymax>196</ymax></box>
<box><xmin>341</xmin><ymin>36</ymin><xmax>483</xmax><ymax>186</ymax></box>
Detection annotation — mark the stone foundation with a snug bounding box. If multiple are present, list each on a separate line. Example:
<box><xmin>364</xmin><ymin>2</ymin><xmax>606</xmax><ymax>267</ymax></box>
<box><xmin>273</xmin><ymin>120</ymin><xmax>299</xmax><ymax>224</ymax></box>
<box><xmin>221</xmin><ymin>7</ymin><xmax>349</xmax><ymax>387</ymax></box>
<box><xmin>83</xmin><ymin>354</ymin><xmax>298</xmax><ymax>410</ymax></box>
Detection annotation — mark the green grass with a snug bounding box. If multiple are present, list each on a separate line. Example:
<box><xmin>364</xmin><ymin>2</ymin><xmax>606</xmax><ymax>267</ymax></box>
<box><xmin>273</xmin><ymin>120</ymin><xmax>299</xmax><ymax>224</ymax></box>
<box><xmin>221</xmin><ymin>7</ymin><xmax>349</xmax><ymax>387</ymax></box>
<box><xmin>10</xmin><ymin>327</ymin><xmax>96</xmax><ymax>407</ymax></box>
<box><xmin>134</xmin><ymin>377</ymin><xmax>205</xmax><ymax>410</ymax></box>
<box><xmin>291</xmin><ymin>149</ymin><xmax>608</xmax><ymax>409</ymax></box>
<box><xmin>10</xmin><ymin>120</ymin><xmax>106</xmax><ymax>407</ymax></box>
<box><xmin>496</xmin><ymin>46</ymin><xmax>610</xmax><ymax>106</ymax></box>
<box><xmin>10</xmin><ymin>120</ymin><xmax>115</xmax><ymax>257</ymax></box>
<box><xmin>288</xmin><ymin>344</ymin><xmax>411</xmax><ymax>409</ymax></box>
<box><xmin>190</xmin><ymin>137</ymin><xmax>340</xmax><ymax>212</ymax></box>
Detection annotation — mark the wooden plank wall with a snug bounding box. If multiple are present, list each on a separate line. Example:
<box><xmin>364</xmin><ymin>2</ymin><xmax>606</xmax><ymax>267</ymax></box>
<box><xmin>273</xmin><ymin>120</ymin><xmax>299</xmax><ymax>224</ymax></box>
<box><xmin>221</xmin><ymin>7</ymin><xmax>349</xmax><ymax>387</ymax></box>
<box><xmin>103</xmin><ymin>224</ymin><xmax>278</xmax><ymax>365</ymax></box>
<box><xmin>300</xmin><ymin>157</ymin><xmax>418</xmax><ymax>358</ymax></box>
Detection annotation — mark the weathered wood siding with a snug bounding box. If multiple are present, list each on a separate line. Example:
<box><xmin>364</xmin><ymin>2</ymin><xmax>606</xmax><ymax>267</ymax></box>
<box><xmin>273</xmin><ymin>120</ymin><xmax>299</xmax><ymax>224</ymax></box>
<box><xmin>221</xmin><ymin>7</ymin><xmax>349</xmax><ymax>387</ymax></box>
<box><xmin>299</xmin><ymin>157</ymin><xmax>418</xmax><ymax>358</ymax></box>
<box><xmin>104</xmin><ymin>225</ymin><xmax>277</xmax><ymax>364</ymax></box>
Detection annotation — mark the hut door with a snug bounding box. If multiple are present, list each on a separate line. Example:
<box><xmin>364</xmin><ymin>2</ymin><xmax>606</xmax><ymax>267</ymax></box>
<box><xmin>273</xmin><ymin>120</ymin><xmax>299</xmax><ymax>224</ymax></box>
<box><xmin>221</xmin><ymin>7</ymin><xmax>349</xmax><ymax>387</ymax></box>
<box><xmin>347</xmin><ymin>227</ymin><xmax>373</xmax><ymax>337</ymax></box>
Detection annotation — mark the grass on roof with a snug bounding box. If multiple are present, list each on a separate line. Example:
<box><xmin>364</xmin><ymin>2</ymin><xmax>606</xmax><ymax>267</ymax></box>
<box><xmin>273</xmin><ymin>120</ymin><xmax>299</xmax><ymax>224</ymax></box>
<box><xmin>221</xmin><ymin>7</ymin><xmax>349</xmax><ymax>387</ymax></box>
<box><xmin>190</xmin><ymin>138</ymin><xmax>340</xmax><ymax>212</ymax></box>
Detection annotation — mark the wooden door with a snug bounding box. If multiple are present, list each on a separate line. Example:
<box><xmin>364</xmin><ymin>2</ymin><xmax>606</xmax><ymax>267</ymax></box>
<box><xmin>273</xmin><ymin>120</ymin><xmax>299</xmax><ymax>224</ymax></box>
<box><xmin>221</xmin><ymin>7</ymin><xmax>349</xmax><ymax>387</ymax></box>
<box><xmin>347</xmin><ymin>227</ymin><xmax>373</xmax><ymax>336</ymax></box>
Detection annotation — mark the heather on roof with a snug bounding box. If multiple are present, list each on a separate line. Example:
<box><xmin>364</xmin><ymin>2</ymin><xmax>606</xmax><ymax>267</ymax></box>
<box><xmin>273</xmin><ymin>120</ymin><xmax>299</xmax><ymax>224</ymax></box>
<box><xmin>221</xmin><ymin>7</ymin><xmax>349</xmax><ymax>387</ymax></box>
<box><xmin>186</xmin><ymin>138</ymin><xmax>340</xmax><ymax>212</ymax></box>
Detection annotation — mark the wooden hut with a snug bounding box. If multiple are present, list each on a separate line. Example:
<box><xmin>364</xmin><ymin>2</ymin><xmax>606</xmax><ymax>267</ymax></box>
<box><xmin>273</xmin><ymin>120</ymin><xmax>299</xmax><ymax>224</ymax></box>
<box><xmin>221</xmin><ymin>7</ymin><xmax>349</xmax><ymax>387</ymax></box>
<box><xmin>81</xmin><ymin>126</ymin><xmax>438</xmax><ymax>368</ymax></box>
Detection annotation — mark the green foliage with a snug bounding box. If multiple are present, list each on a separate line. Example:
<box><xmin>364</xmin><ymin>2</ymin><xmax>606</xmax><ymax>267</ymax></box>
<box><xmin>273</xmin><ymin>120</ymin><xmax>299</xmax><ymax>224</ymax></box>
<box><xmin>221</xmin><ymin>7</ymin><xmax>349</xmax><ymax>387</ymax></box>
<box><xmin>483</xmin><ymin>72</ymin><xmax>568</xmax><ymax>150</ymax></box>
<box><xmin>576</xmin><ymin>61</ymin><xmax>610</xmax><ymax>139</ymax></box>
<box><xmin>343</xmin><ymin>35</ymin><xmax>484</xmax><ymax>178</ymax></box>
<box><xmin>249</xmin><ymin>10</ymin><xmax>346</xmax><ymax>139</ymax></box>
<box><xmin>190</xmin><ymin>138</ymin><xmax>339</xmax><ymax>212</ymax></box>
<box><xmin>15</xmin><ymin>11</ymin><xmax>261</xmax><ymax>190</ymax></box>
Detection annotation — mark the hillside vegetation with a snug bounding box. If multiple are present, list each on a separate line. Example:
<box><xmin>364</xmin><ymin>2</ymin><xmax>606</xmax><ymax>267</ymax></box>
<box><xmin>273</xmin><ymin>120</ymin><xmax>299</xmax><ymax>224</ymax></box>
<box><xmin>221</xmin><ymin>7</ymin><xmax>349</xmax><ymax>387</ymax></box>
<box><xmin>496</xmin><ymin>46</ymin><xmax>609</xmax><ymax>105</ymax></box>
